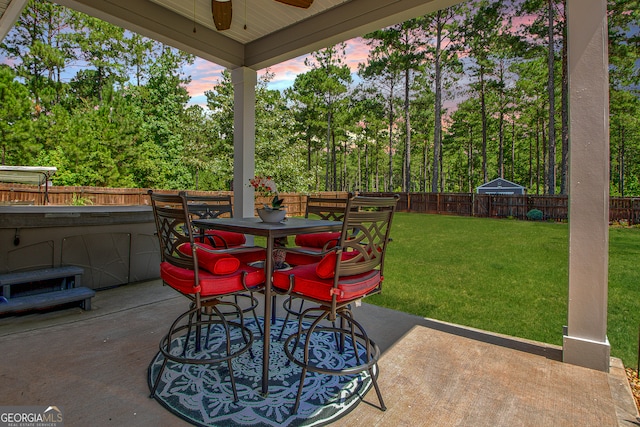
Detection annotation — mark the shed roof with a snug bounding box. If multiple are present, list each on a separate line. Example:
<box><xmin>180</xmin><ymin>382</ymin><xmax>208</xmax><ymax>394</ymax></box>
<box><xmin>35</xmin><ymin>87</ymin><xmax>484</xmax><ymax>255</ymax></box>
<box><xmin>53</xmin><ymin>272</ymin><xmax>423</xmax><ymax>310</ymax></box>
<box><xmin>476</xmin><ymin>178</ymin><xmax>525</xmax><ymax>191</ymax></box>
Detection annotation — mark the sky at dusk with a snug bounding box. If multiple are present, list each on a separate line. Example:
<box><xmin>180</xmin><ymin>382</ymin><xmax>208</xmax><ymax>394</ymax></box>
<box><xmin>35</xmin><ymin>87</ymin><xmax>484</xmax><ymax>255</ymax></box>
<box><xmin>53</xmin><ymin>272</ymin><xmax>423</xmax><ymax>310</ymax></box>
<box><xmin>181</xmin><ymin>12</ymin><xmax>538</xmax><ymax>109</ymax></box>
<box><xmin>183</xmin><ymin>37</ymin><xmax>371</xmax><ymax>108</ymax></box>
<box><xmin>0</xmin><ymin>9</ymin><xmax>539</xmax><ymax>112</ymax></box>
<box><xmin>0</xmin><ymin>35</ymin><xmax>371</xmax><ymax>109</ymax></box>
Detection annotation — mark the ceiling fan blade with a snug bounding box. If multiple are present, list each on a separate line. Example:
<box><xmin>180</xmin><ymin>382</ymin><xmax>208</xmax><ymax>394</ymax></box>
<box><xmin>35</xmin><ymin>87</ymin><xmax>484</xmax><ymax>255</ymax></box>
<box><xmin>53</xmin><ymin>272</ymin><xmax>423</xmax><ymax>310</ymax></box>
<box><xmin>274</xmin><ymin>0</ymin><xmax>314</xmax><ymax>8</ymax></box>
<box><xmin>212</xmin><ymin>0</ymin><xmax>232</xmax><ymax>30</ymax></box>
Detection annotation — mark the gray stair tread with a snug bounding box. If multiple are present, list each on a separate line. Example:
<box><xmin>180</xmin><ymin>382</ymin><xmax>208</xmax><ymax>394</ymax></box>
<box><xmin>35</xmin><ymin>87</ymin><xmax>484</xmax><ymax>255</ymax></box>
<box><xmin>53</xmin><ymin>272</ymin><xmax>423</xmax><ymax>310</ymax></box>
<box><xmin>0</xmin><ymin>287</ymin><xmax>95</xmax><ymax>314</ymax></box>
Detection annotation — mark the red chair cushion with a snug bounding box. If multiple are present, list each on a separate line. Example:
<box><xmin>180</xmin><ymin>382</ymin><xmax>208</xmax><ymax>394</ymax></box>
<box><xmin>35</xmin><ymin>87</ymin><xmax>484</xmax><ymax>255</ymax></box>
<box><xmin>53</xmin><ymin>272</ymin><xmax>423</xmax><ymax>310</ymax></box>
<box><xmin>272</xmin><ymin>262</ymin><xmax>380</xmax><ymax>303</ymax></box>
<box><xmin>315</xmin><ymin>250</ymin><xmax>361</xmax><ymax>279</ymax></box>
<box><xmin>316</xmin><ymin>251</ymin><xmax>337</xmax><ymax>279</ymax></box>
<box><xmin>161</xmin><ymin>262</ymin><xmax>265</xmax><ymax>296</ymax></box>
<box><xmin>233</xmin><ymin>248</ymin><xmax>267</xmax><ymax>264</ymax></box>
<box><xmin>285</xmin><ymin>248</ymin><xmax>323</xmax><ymax>266</ymax></box>
<box><xmin>294</xmin><ymin>232</ymin><xmax>341</xmax><ymax>249</ymax></box>
<box><xmin>178</xmin><ymin>243</ymin><xmax>240</xmax><ymax>275</ymax></box>
<box><xmin>204</xmin><ymin>230</ymin><xmax>246</xmax><ymax>247</ymax></box>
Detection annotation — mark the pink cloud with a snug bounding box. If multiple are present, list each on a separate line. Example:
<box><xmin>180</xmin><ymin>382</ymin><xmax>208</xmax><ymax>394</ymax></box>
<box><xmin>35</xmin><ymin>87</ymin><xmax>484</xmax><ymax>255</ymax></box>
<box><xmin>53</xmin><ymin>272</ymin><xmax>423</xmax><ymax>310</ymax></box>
<box><xmin>1</xmin><ymin>57</ymin><xmax>16</xmax><ymax>67</ymax></box>
<box><xmin>184</xmin><ymin>60</ymin><xmax>226</xmax><ymax>98</ymax></box>
<box><xmin>185</xmin><ymin>38</ymin><xmax>370</xmax><ymax>100</ymax></box>
<box><xmin>264</xmin><ymin>55</ymin><xmax>308</xmax><ymax>85</ymax></box>
<box><xmin>344</xmin><ymin>38</ymin><xmax>370</xmax><ymax>71</ymax></box>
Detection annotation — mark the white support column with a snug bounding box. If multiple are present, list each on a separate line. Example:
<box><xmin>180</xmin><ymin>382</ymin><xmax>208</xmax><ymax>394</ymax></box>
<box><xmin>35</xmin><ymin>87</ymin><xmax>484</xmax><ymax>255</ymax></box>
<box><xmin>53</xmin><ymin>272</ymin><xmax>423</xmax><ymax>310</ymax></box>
<box><xmin>563</xmin><ymin>0</ymin><xmax>610</xmax><ymax>371</ymax></box>
<box><xmin>231</xmin><ymin>67</ymin><xmax>257</xmax><ymax>218</ymax></box>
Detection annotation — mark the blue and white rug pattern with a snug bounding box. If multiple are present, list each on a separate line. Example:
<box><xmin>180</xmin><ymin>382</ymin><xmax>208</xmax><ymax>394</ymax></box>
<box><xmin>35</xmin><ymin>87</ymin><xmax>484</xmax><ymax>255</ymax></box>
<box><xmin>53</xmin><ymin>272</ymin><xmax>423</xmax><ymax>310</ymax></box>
<box><xmin>148</xmin><ymin>317</ymin><xmax>373</xmax><ymax>426</ymax></box>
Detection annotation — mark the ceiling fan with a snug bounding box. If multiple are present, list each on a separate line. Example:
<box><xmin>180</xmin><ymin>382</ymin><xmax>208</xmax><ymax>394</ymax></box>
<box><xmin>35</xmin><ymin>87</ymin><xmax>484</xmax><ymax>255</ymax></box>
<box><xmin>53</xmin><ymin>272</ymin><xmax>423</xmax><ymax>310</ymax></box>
<box><xmin>211</xmin><ymin>0</ymin><xmax>314</xmax><ymax>31</ymax></box>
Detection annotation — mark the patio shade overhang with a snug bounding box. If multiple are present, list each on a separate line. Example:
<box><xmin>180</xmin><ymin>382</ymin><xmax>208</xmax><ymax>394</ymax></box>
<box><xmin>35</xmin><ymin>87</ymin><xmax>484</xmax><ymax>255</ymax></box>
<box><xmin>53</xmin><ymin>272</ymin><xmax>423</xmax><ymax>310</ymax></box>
<box><xmin>0</xmin><ymin>0</ymin><xmax>613</xmax><ymax>373</ymax></box>
<box><xmin>1</xmin><ymin>0</ymin><xmax>464</xmax><ymax>70</ymax></box>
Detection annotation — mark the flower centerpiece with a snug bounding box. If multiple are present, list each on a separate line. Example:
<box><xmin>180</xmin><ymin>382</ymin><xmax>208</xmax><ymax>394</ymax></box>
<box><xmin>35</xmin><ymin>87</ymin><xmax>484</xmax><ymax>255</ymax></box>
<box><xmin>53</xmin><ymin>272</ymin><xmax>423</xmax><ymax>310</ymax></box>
<box><xmin>249</xmin><ymin>176</ymin><xmax>286</xmax><ymax>223</ymax></box>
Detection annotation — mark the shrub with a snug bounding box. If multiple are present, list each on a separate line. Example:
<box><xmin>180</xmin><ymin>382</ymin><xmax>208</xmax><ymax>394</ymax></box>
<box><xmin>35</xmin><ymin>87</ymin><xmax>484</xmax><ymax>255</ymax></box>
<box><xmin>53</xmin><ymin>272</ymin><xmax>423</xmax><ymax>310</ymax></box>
<box><xmin>526</xmin><ymin>209</ymin><xmax>544</xmax><ymax>221</ymax></box>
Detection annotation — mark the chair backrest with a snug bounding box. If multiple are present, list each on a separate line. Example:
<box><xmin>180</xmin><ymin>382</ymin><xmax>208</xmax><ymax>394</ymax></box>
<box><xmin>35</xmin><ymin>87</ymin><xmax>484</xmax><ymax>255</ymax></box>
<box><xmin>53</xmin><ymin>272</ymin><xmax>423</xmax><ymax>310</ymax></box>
<box><xmin>335</xmin><ymin>194</ymin><xmax>399</xmax><ymax>279</ymax></box>
<box><xmin>148</xmin><ymin>190</ymin><xmax>197</xmax><ymax>272</ymax></box>
<box><xmin>186</xmin><ymin>194</ymin><xmax>234</xmax><ymax>220</ymax></box>
<box><xmin>305</xmin><ymin>196</ymin><xmax>350</xmax><ymax>221</ymax></box>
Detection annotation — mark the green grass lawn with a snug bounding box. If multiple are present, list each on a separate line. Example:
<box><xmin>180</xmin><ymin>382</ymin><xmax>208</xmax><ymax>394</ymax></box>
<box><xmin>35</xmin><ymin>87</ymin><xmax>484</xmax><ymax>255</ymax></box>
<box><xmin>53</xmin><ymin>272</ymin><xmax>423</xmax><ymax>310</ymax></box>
<box><xmin>361</xmin><ymin>213</ymin><xmax>640</xmax><ymax>368</ymax></box>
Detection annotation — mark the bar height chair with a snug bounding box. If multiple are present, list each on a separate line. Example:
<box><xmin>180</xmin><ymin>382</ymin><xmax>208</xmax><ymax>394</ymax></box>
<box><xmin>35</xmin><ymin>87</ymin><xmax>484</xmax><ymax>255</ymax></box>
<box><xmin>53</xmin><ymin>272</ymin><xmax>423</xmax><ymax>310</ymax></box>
<box><xmin>273</xmin><ymin>194</ymin><xmax>399</xmax><ymax>414</ymax></box>
<box><xmin>185</xmin><ymin>193</ymin><xmax>266</xmax><ymax>333</ymax></box>
<box><xmin>277</xmin><ymin>195</ymin><xmax>350</xmax><ymax>341</ymax></box>
<box><xmin>148</xmin><ymin>190</ymin><xmax>265</xmax><ymax>402</ymax></box>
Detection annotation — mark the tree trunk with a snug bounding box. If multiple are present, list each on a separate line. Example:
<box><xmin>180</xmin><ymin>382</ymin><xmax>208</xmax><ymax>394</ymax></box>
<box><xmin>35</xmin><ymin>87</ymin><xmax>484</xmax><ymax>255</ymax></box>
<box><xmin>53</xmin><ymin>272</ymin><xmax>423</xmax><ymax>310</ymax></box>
<box><xmin>511</xmin><ymin>109</ymin><xmax>516</xmax><ymax>181</ymax></box>
<box><xmin>423</xmin><ymin>138</ymin><xmax>429</xmax><ymax>192</ymax></box>
<box><xmin>404</xmin><ymin>68</ymin><xmax>411</xmax><ymax>192</ymax></box>
<box><xmin>432</xmin><ymin>11</ymin><xmax>443</xmax><ymax>193</ymax></box>
<box><xmin>325</xmin><ymin>110</ymin><xmax>331</xmax><ymax>191</ymax></box>
<box><xmin>375</xmin><ymin>137</ymin><xmax>379</xmax><ymax>192</ymax></box>
<box><xmin>468</xmin><ymin>126</ymin><xmax>474</xmax><ymax>193</ymax></box>
<box><xmin>388</xmin><ymin>83</ymin><xmax>395</xmax><ymax>192</ymax></box>
<box><xmin>560</xmin><ymin>0</ymin><xmax>569</xmax><ymax>195</ymax></box>
<box><xmin>480</xmin><ymin>69</ymin><xmax>488</xmax><ymax>183</ymax></box>
<box><xmin>529</xmin><ymin>132</ymin><xmax>533</xmax><ymax>189</ymax></box>
<box><xmin>536</xmin><ymin>118</ymin><xmax>541</xmax><ymax>195</ymax></box>
<box><xmin>619</xmin><ymin>126</ymin><xmax>625</xmax><ymax>196</ymax></box>
<box><xmin>307</xmin><ymin>132</ymin><xmax>312</xmax><ymax>172</ymax></box>
<box><xmin>332</xmin><ymin>130</ymin><xmax>337</xmax><ymax>191</ymax></box>
<box><xmin>541</xmin><ymin>116</ymin><xmax>547</xmax><ymax>195</ymax></box>
<box><xmin>546</xmin><ymin>0</ymin><xmax>556</xmax><ymax>195</ymax></box>
<box><xmin>498</xmin><ymin>61</ymin><xmax>505</xmax><ymax>178</ymax></box>
<box><xmin>365</xmin><ymin>143</ymin><xmax>369</xmax><ymax>192</ymax></box>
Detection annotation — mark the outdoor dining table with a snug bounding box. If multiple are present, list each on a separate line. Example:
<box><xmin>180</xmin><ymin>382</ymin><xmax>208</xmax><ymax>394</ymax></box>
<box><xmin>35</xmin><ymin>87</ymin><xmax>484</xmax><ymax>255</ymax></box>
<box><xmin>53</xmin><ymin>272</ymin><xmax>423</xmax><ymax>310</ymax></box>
<box><xmin>191</xmin><ymin>216</ymin><xmax>343</xmax><ymax>396</ymax></box>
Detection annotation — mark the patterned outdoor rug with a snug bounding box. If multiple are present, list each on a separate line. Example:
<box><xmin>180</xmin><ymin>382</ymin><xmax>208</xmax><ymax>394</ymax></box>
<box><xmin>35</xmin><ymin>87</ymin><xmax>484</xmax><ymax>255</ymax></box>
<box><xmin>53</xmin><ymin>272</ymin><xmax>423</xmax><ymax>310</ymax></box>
<box><xmin>148</xmin><ymin>316</ymin><xmax>374</xmax><ymax>426</ymax></box>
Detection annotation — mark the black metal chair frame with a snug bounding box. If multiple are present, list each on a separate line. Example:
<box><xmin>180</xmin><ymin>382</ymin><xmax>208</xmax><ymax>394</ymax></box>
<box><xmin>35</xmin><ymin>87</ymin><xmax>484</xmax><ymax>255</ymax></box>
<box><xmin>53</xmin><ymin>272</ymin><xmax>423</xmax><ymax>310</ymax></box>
<box><xmin>185</xmin><ymin>193</ymin><xmax>265</xmax><ymax>336</ymax></box>
<box><xmin>148</xmin><ymin>190</ymin><xmax>261</xmax><ymax>402</ymax></box>
<box><xmin>276</xmin><ymin>194</ymin><xmax>399</xmax><ymax>414</ymax></box>
<box><xmin>186</xmin><ymin>194</ymin><xmax>234</xmax><ymax>247</ymax></box>
<box><xmin>277</xmin><ymin>195</ymin><xmax>351</xmax><ymax>341</ymax></box>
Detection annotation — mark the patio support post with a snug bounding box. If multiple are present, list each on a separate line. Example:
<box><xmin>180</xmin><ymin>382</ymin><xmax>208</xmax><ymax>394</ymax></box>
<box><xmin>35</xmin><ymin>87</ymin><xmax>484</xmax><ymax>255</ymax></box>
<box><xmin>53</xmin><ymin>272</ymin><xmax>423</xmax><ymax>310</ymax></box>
<box><xmin>232</xmin><ymin>67</ymin><xmax>257</xmax><ymax>218</ymax></box>
<box><xmin>563</xmin><ymin>0</ymin><xmax>611</xmax><ymax>372</ymax></box>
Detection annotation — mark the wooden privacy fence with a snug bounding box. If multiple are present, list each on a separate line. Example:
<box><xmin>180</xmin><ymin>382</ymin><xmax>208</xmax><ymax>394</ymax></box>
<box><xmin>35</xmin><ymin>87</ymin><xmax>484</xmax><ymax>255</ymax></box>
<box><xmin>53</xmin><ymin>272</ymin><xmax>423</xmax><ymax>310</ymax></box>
<box><xmin>2</xmin><ymin>183</ymin><xmax>640</xmax><ymax>224</ymax></box>
<box><xmin>0</xmin><ymin>183</ymin><xmax>344</xmax><ymax>218</ymax></box>
<box><xmin>361</xmin><ymin>192</ymin><xmax>640</xmax><ymax>224</ymax></box>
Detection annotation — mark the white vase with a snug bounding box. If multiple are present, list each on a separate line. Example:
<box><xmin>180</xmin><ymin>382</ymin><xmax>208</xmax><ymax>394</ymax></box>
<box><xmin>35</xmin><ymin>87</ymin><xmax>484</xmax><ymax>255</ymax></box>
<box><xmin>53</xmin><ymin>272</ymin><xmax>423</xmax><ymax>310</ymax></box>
<box><xmin>257</xmin><ymin>208</ymin><xmax>286</xmax><ymax>223</ymax></box>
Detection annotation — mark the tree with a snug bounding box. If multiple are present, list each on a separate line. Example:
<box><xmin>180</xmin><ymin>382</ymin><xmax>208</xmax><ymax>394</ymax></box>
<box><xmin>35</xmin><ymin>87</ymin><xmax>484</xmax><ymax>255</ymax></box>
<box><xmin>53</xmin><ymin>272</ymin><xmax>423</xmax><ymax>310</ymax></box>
<box><xmin>607</xmin><ymin>0</ymin><xmax>640</xmax><ymax>196</ymax></box>
<box><xmin>254</xmin><ymin>71</ymin><xmax>311</xmax><ymax>192</ymax></box>
<box><xmin>422</xmin><ymin>5</ymin><xmax>463</xmax><ymax>192</ymax></box>
<box><xmin>409</xmin><ymin>73</ymin><xmax>436</xmax><ymax>191</ymax></box>
<box><xmin>286</xmin><ymin>70</ymin><xmax>328</xmax><ymax>183</ymax></box>
<box><xmin>65</xmin><ymin>12</ymin><xmax>128</xmax><ymax>101</ymax></box>
<box><xmin>362</xmin><ymin>21</ymin><xmax>425</xmax><ymax>192</ymax></box>
<box><xmin>350</xmin><ymin>85</ymin><xmax>388</xmax><ymax>191</ymax></box>
<box><xmin>132</xmin><ymin>47</ymin><xmax>194</xmax><ymax>188</ymax></box>
<box><xmin>519</xmin><ymin>0</ymin><xmax>566</xmax><ymax>195</ymax></box>
<box><xmin>360</xmin><ymin>35</ymin><xmax>402</xmax><ymax>191</ymax></box>
<box><xmin>295</xmin><ymin>45</ymin><xmax>352</xmax><ymax>191</ymax></box>
<box><xmin>124</xmin><ymin>33</ymin><xmax>158</xmax><ymax>87</ymax></box>
<box><xmin>0</xmin><ymin>1</ymin><xmax>71</xmax><ymax>113</ymax></box>
<box><xmin>0</xmin><ymin>66</ymin><xmax>35</xmax><ymax>165</ymax></box>
<box><xmin>461</xmin><ymin>0</ymin><xmax>506</xmax><ymax>184</ymax></box>
<box><xmin>206</xmin><ymin>70</ymin><xmax>311</xmax><ymax>193</ymax></box>
<box><xmin>446</xmin><ymin>98</ymin><xmax>483</xmax><ymax>192</ymax></box>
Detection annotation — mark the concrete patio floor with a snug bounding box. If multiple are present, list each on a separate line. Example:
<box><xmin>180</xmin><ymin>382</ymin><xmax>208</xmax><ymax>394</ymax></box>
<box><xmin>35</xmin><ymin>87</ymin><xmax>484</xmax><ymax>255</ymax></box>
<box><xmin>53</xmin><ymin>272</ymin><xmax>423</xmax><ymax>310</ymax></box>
<box><xmin>0</xmin><ymin>280</ymin><xmax>638</xmax><ymax>426</ymax></box>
